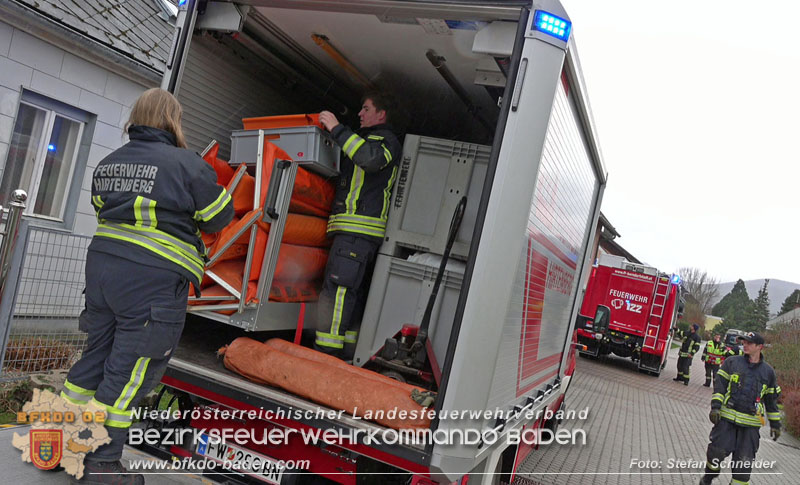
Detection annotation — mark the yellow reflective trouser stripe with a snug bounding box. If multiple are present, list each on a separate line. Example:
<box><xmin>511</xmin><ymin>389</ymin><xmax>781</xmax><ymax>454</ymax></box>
<box><xmin>316</xmin><ymin>332</ymin><xmax>344</xmax><ymax>349</ymax></box>
<box><xmin>345</xmin><ymin>166</ymin><xmax>365</xmax><ymax>213</ymax></box>
<box><xmin>61</xmin><ymin>380</ymin><xmax>95</xmax><ymax>405</ymax></box>
<box><xmin>344</xmin><ymin>331</ymin><xmax>358</xmax><ymax>344</ymax></box>
<box><xmin>331</xmin><ymin>286</ymin><xmax>346</xmax><ymax>337</ymax></box>
<box><xmin>328</xmin><ymin>213</ymin><xmax>387</xmax><ymax>228</ymax></box>
<box><xmin>91</xmin><ymin>398</ymin><xmax>133</xmax><ymax>429</ymax></box>
<box><xmin>382</xmin><ymin>165</ymin><xmax>397</xmax><ymax>219</ymax></box>
<box><xmin>730</xmin><ymin>479</ymin><xmax>749</xmax><ymax>484</ymax></box>
<box><xmin>326</xmin><ymin>222</ymin><xmax>384</xmax><ymax>238</ymax></box>
<box><xmin>114</xmin><ymin>357</ymin><xmax>151</xmax><ymax>411</ymax></box>
<box><xmin>195</xmin><ymin>188</ymin><xmax>231</xmax><ymax>222</ymax></box>
<box><xmin>134</xmin><ymin>196</ymin><xmax>157</xmax><ymax>228</ymax></box>
<box><xmin>712</xmin><ymin>393</ymin><xmax>724</xmax><ymax>402</ymax></box>
<box><xmin>767</xmin><ymin>412</ymin><xmax>781</xmax><ymax>420</ymax></box>
<box><xmin>720</xmin><ymin>407</ymin><xmax>762</xmax><ymax>427</ymax></box>
<box><xmin>706</xmin><ymin>460</ymin><xmax>720</xmax><ymax>471</ymax></box>
<box><xmin>96</xmin><ymin>223</ymin><xmax>203</xmax><ymax>281</ymax></box>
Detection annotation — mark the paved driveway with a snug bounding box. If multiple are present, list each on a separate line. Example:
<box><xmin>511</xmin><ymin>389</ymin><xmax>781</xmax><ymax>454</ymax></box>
<box><xmin>515</xmin><ymin>346</ymin><xmax>800</xmax><ymax>484</ymax></box>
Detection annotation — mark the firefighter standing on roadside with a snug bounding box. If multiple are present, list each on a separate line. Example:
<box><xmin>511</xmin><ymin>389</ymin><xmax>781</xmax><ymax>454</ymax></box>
<box><xmin>674</xmin><ymin>323</ymin><xmax>702</xmax><ymax>385</ymax></box>
<box><xmin>60</xmin><ymin>88</ymin><xmax>234</xmax><ymax>485</ymax></box>
<box><xmin>699</xmin><ymin>332</ymin><xmax>781</xmax><ymax>485</ymax></box>
<box><xmin>315</xmin><ymin>92</ymin><xmax>402</xmax><ymax>360</ymax></box>
<box><xmin>703</xmin><ymin>333</ymin><xmax>726</xmax><ymax>387</ymax></box>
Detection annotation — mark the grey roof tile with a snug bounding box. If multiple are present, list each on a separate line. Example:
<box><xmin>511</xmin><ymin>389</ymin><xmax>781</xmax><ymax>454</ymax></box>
<box><xmin>12</xmin><ymin>0</ymin><xmax>174</xmax><ymax>73</ymax></box>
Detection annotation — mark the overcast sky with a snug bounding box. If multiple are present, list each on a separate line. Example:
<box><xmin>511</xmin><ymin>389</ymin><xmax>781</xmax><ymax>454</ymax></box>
<box><xmin>561</xmin><ymin>0</ymin><xmax>800</xmax><ymax>284</ymax></box>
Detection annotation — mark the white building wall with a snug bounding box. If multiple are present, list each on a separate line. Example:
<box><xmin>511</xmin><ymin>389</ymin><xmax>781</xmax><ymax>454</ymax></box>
<box><xmin>0</xmin><ymin>19</ymin><xmax>152</xmax><ymax>237</ymax></box>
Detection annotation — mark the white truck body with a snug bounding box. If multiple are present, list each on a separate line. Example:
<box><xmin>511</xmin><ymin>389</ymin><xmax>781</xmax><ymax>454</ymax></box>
<box><xmin>159</xmin><ymin>1</ymin><xmax>606</xmax><ymax>482</ymax></box>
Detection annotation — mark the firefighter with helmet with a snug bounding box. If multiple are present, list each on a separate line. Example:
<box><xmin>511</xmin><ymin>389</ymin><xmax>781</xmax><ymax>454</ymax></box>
<box><xmin>702</xmin><ymin>333</ymin><xmax>726</xmax><ymax>387</ymax></box>
<box><xmin>699</xmin><ymin>332</ymin><xmax>781</xmax><ymax>485</ymax></box>
<box><xmin>674</xmin><ymin>323</ymin><xmax>702</xmax><ymax>385</ymax></box>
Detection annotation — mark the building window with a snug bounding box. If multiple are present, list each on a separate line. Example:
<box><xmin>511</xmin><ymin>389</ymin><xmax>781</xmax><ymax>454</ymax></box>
<box><xmin>0</xmin><ymin>92</ymin><xmax>88</xmax><ymax>222</ymax></box>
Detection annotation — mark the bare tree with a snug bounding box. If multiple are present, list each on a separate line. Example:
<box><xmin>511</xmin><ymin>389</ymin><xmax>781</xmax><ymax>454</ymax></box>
<box><xmin>677</xmin><ymin>267</ymin><xmax>720</xmax><ymax>315</ymax></box>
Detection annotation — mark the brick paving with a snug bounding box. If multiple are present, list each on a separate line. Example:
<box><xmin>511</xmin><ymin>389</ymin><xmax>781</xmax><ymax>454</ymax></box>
<box><xmin>516</xmin><ymin>346</ymin><xmax>800</xmax><ymax>484</ymax></box>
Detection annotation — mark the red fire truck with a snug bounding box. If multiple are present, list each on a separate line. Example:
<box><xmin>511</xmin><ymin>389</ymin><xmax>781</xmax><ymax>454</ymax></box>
<box><xmin>575</xmin><ymin>255</ymin><xmax>683</xmax><ymax>376</ymax></box>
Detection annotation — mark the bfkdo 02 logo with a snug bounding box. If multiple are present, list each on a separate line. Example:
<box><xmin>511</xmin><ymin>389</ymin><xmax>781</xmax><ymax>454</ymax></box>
<box><xmin>30</xmin><ymin>429</ymin><xmax>63</xmax><ymax>470</ymax></box>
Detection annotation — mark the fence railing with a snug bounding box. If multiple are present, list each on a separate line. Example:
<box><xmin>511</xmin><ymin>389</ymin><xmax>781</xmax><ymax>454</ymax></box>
<box><xmin>0</xmin><ymin>191</ymin><xmax>91</xmax><ymax>381</ymax></box>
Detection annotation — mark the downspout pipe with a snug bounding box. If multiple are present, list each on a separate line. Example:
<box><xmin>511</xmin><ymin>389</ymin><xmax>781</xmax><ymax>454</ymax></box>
<box><xmin>2</xmin><ymin>0</ymin><xmax>162</xmax><ymax>87</ymax></box>
<box><xmin>425</xmin><ymin>49</ymin><xmax>494</xmax><ymax>134</ymax></box>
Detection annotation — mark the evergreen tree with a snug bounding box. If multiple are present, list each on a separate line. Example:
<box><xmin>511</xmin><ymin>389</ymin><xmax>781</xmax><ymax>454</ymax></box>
<box><xmin>749</xmin><ymin>279</ymin><xmax>770</xmax><ymax>330</ymax></box>
<box><xmin>714</xmin><ymin>279</ymin><xmax>755</xmax><ymax>331</ymax></box>
<box><xmin>779</xmin><ymin>289</ymin><xmax>800</xmax><ymax>315</ymax></box>
<box><xmin>712</xmin><ymin>279</ymin><xmax>749</xmax><ymax>316</ymax></box>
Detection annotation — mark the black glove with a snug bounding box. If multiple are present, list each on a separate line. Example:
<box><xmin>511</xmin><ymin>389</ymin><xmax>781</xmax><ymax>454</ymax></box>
<box><xmin>709</xmin><ymin>409</ymin><xmax>720</xmax><ymax>425</ymax></box>
<box><xmin>701</xmin><ymin>355</ymin><xmax>706</xmax><ymax>362</ymax></box>
<box><xmin>771</xmin><ymin>427</ymin><xmax>781</xmax><ymax>441</ymax></box>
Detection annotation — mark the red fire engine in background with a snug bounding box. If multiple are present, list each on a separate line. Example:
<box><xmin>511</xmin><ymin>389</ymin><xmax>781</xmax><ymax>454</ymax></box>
<box><xmin>575</xmin><ymin>255</ymin><xmax>684</xmax><ymax>376</ymax></box>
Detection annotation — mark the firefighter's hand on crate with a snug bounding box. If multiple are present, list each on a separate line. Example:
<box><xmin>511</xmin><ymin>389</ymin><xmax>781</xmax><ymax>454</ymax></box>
<box><xmin>709</xmin><ymin>409</ymin><xmax>721</xmax><ymax>425</ymax></box>
<box><xmin>771</xmin><ymin>427</ymin><xmax>781</xmax><ymax>441</ymax></box>
<box><xmin>319</xmin><ymin>111</ymin><xmax>339</xmax><ymax>131</ymax></box>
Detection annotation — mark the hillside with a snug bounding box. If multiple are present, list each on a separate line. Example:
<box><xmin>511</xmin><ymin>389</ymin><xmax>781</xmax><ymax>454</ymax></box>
<box><xmin>709</xmin><ymin>279</ymin><xmax>800</xmax><ymax>317</ymax></box>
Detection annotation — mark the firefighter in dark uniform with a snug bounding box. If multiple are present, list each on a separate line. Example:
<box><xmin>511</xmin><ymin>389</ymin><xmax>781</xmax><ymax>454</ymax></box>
<box><xmin>674</xmin><ymin>323</ymin><xmax>702</xmax><ymax>385</ymax></box>
<box><xmin>699</xmin><ymin>332</ymin><xmax>781</xmax><ymax>485</ymax></box>
<box><xmin>703</xmin><ymin>333</ymin><xmax>726</xmax><ymax>387</ymax></box>
<box><xmin>315</xmin><ymin>92</ymin><xmax>402</xmax><ymax>359</ymax></box>
<box><xmin>60</xmin><ymin>89</ymin><xmax>233</xmax><ymax>484</ymax></box>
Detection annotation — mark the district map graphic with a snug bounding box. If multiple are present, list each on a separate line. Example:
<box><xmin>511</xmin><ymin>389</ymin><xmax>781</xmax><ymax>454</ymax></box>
<box><xmin>12</xmin><ymin>388</ymin><xmax>111</xmax><ymax>479</ymax></box>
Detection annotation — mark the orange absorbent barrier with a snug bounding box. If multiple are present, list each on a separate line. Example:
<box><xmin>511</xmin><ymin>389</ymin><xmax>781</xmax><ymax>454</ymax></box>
<box><xmin>202</xmin><ymin>142</ymin><xmax>235</xmax><ymax>186</ymax></box>
<box><xmin>225</xmin><ymin>143</ymin><xmax>334</xmax><ymax>218</ymax></box>
<box><xmin>193</xmin><ymin>139</ymin><xmax>333</xmax><ymax>311</ymax></box>
<box><xmin>206</xmin><ymin>244</ymin><xmax>327</xmax><ymax>304</ymax></box>
<box><xmin>219</xmin><ymin>338</ymin><xmax>432</xmax><ymax>430</ymax></box>
<box><xmin>264</xmin><ymin>339</ymin><xmax>423</xmax><ymax>395</ymax></box>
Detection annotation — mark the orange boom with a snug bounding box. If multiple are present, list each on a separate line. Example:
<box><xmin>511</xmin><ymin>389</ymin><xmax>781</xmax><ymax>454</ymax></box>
<box><xmin>219</xmin><ymin>338</ymin><xmax>432</xmax><ymax>430</ymax></box>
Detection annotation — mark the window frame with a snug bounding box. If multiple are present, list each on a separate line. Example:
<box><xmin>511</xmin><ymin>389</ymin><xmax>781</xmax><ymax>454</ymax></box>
<box><xmin>1</xmin><ymin>89</ymin><xmax>95</xmax><ymax>229</ymax></box>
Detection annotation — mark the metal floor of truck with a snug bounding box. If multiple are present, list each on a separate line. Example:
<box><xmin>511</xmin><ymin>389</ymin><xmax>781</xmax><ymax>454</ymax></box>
<box><xmin>516</xmin><ymin>346</ymin><xmax>800</xmax><ymax>484</ymax></box>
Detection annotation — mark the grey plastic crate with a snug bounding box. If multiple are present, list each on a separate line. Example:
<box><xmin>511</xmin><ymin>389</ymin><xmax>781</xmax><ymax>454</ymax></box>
<box><xmin>230</xmin><ymin>127</ymin><xmax>340</xmax><ymax>177</ymax></box>
<box><xmin>352</xmin><ymin>254</ymin><xmax>465</xmax><ymax>369</ymax></box>
<box><xmin>381</xmin><ymin>135</ymin><xmax>491</xmax><ymax>260</ymax></box>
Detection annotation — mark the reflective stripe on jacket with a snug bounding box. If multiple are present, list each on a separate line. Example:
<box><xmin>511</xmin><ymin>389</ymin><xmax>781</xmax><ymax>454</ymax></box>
<box><xmin>90</xmin><ymin>126</ymin><xmax>233</xmax><ymax>287</ymax></box>
<box><xmin>704</xmin><ymin>340</ymin><xmax>726</xmax><ymax>365</ymax></box>
<box><xmin>679</xmin><ymin>331</ymin><xmax>702</xmax><ymax>358</ymax></box>
<box><xmin>712</xmin><ymin>355</ymin><xmax>781</xmax><ymax>429</ymax></box>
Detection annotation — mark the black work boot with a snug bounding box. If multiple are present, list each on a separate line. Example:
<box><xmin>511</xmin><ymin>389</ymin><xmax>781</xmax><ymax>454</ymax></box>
<box><xmin>70</xmin><ymin>460</ymin><xmax>144</xmax><ymax>485</ymax></box>
<box><xmin>698</xmin><ymin>475</ymin><xmax>713</xmax><ymax>484</ymax></box>
<box><xmin>673</xmin><ymin>377</ymin><xmax>682</xmax><ymax>382</ymax></box>
<box><xmin>684</xmin><ymin>379</ymin><xmax>689</xmax><ymax>386</ymax></box>
<box><xmin>703</xmin><ymin>380</ymin><xmax>711</xmax><ymax>387</ymax></box>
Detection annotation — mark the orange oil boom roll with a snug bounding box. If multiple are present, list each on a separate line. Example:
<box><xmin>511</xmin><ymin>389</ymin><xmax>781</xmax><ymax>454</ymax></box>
<box><xmin>263</xmin><ymin>339</ymin><xmax>428</xmax><ymax>396</ymax></box>
<box><xmin>201</xmin><ymin>142</ymin><xmax>235</xmax><ymax>186</ymax></box>
<box><xmin>224</xmin><ymin>142</ymin><xmax>335</xmax><ymax>218</ymax></box>
<box><xmin>219</xmin><ymin>337</ymin><xmax>432</xmax><ymax>430</ymax></box>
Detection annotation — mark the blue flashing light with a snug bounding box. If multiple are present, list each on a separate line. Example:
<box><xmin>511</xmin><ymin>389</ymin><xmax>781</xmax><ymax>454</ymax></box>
<box><xmin>48</xmin><ymin>144</ymin><xmax>56</xmax><ymax>152</ymax></box>
<box><xmin>671</xmin><ymin>274</ymin><xmax>682</xmax><ymax>285</ymax></box>
<box><xmin>178</xmin><ymin>0</ymin><xmax>188</xmax><ymax>6</ymax></box>
<box><xmin>533</xmin><ymin>10</ymin><xmax>571</xmax><ymax>42</ymax></box>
